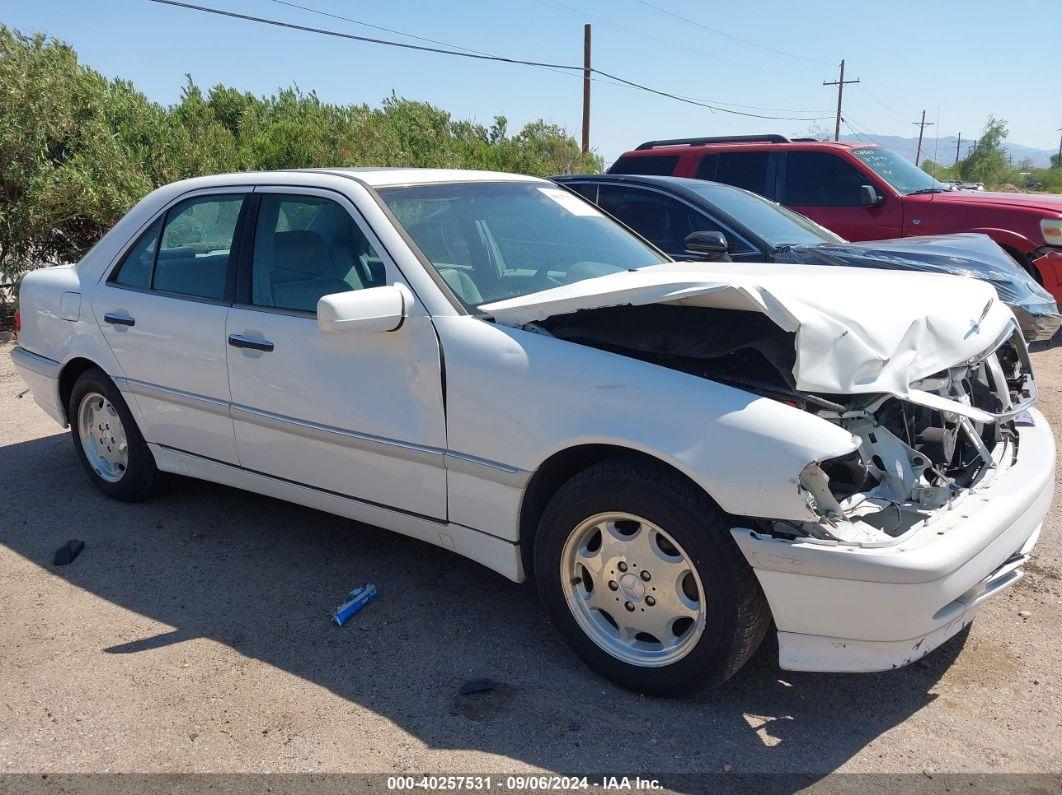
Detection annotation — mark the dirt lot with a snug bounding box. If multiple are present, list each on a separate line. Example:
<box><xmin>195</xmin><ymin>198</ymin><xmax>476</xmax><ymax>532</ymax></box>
<box><xmin>1</xmin><ymin>337</ymin><xmax>1060</xmax><ymax>780</ymax></box>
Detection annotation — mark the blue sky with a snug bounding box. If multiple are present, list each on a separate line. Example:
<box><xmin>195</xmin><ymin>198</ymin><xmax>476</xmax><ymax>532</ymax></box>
<box><xmin>3</xmin><ymin>0</ymin><xmax>1060</xmax><ymax>164</ymax></box>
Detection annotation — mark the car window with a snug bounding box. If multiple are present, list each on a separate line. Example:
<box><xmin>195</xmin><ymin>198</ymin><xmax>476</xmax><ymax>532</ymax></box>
<box><xmin>379</xmin><ymin>182</ymin><xmax>665</xmax><ymax>306</ymax></box>
<box><xmin>152</xmin><ymin>196</ymin><xmax>244</xmax><ymax>300</ymax></box>
<box><xmin>784</xmin><ymin>152</ymin><xmax>868</xmax><ymax>207</ymax></box>
<box><xmin>112</xmin><ymin>219</ymin><xmax>163</xmax><ymax>289</ymax></box>
<box><xmin>608</xmin><ymin>155</ymin><xmax>679</xmax><ymax>176</ymax></box>
<box><xmin>251</xmin><ymin>194</ymin><xmax>385</xmax><ymax>313</ymax></box>
<box><xmin>561</xmin><ymin>182</ymin><xmax>597</xmax><ymax>201</ymax></box>
<box><xmin>693</xmin><ymin>154</ymin><xmax>719</xmax><ymax>180</ymax></box>
<box><xmin>714</xmin><ymin>152</ymin><xmax>771</xmax><ymax>196</ymax></box>
<box><xmin>682</xmin><ymin>182</ymin><xmax>842</xmax><ymax>246</ymax></box>
<box><xmin>596</xmin><ymin>184</ymin><xmax>751</xmax><ymax>255</ymax></box>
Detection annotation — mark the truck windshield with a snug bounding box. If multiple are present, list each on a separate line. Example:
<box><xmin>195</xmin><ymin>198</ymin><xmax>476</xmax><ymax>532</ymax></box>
<box><xmin>852</xmin><ymin>147</ymin><xmax>945</xmax><ymax>196</ymax></box>
<box><xmin>379</xmin><ymin>181</ymin><xmax>667</xmax><ymax>307</ymax></box>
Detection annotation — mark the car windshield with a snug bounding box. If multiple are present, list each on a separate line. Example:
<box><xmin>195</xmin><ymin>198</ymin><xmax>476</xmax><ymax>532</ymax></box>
<box><xmin>851</xmin><ymin>147</ymin><xmax>945</xmax><ymax>196</ymax></box>
<box><xmin>682</xmin><ymin>182</ymin><xmax>843</xmax><ymax>246</ymax></box>
<box><xmin>378</xmin><ymin>181</ymin><xmax>667</xmax><ymax>306</ymax></box>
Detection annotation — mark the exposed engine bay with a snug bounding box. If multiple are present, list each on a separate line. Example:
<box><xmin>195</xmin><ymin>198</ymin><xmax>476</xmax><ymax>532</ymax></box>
<box><xmin>533</xmin><ymin>304</ymin><xmax>1037</xmax><ymax>546</ymax></box>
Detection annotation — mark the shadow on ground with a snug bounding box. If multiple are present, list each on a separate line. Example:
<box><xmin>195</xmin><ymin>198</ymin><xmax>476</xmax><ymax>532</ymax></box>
<box><xmin>0</xmin><ymin>432</ymin><xmax>970</xmax><ymax>778</ymax></box>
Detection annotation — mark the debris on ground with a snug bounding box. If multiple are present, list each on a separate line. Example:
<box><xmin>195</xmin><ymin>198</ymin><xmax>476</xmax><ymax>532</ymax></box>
<box><xmin>53</xmin><ymin>539</ymin><xmax>84</xmax><ymax>566</ymax></box>
<box><xmin>330</xmin><ymin>583</ymin><xmax>379</xmax><ymax>626</ymax></box>
<box><xmin>458</xmin><ymin>678</ymin><xmax>496</xmax><ymax>696</ymax></box>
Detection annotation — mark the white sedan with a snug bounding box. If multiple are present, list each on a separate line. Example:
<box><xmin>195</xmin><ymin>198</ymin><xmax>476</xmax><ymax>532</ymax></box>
<box><xmin>11</xmin><ymin>168</ymin><xmax>1055</xmax><ymax>694</ymax></box>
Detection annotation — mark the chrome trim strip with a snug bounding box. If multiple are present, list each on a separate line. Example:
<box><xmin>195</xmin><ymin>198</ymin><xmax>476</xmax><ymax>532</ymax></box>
<box><xmin>114</xmin><ymin>376</ymin><xmax>530</xmax><ymax>484</ymax></box>
<box><xmin>11</xmin><ymin>347</ymin><xmax>61</xmax><ymax>379</ymax></box>
<box><xmin>230</xmin><ymin>403</ymin><xmax>447</xmax><ymax>468</ymax></box>
<box><xmin>114</xmin><ymin>377</ymin><xmax>232</xmax><ymax>417</ymax></box>
<box><xmin>444</xmin><ymin>450</ymin><xmax>531</xmax><ymax>488</ymax></box>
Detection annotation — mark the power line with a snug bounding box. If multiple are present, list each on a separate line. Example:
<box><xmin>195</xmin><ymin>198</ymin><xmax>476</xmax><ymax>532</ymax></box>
<box><xmin>147</xmin><ymin>0</ymin><xmax>833</xmax><ymax>121</ymax></box>
<box><xmin>268</xmin><ymin>0</ymin><xmax>597</xmax><ymax>89</ymax></box>
<box><xmin>628</xmin><ymin>0</ymin><xmax>835</xmax><ymax>66</ymax></box>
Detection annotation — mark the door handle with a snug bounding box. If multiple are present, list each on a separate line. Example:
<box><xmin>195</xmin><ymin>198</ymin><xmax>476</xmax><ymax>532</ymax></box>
<box><xmin>103</xmin><ymin>312</ymin><xmax>135</xmax><ymax>327</ymax></box>
<box><xmin>228</xmin><ymin>334</ymin><xmax>274</xmax><ymax>352</ymax></box>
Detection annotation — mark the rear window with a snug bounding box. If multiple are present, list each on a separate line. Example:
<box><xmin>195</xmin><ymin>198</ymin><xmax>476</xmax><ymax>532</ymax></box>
<box><xmin>713</xmin><ymin>152</ymin><xmax>771</xmax><ymax>196</ymax></box>
<box><xmin>608</xmin><ymin>155</ymin><xmax>679</xmax><ymax>176</ymax></box>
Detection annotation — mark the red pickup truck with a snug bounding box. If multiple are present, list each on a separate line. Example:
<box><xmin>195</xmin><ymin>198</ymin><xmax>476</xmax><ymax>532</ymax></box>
<box><xmin>609</xmin><ymin>135</ymin><xmax>1062</xmax><ymax>304</ymax></box>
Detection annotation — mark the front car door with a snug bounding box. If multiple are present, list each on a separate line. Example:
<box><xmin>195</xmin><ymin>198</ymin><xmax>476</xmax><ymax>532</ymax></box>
<box><xmin>92</xmin><ymin>189</ymin><xmax>248</xmax><ymax>464</ymax></box>
<box><xmin>780</xmin><ymin>151</ymin><xmax>902</xmax><ymax>241</ymax></box>
<box><xmin>224</xmin><ymin>187</ymin><xmax>447</xmax><ymax>520</ymax></box>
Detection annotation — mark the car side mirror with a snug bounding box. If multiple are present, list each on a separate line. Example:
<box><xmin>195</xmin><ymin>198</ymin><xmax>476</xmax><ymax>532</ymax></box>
<box><xmin>860</xmin><ymin>184</ymin><xmax>885</xmax><ymax>207</ymax></box>
<box><xmin>317</xmin><ymin>284</ymin><xmax>410</xmax><ymax>333</ymax></box>
<box><xmin>684</xmin><ymin>230</ymin><xmax>729</xmax><ymax>257</ymax></box>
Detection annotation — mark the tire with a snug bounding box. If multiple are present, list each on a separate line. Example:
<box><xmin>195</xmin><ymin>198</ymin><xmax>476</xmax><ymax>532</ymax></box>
<box><xmin>534</xmin><ymin>457</ymin><xmax>769</xmax><ymax>695</ymax></box>
<box><xmin>68</xmin><ymin>367</ymin><xmax>161</xmax><ymax>502</ymax></box>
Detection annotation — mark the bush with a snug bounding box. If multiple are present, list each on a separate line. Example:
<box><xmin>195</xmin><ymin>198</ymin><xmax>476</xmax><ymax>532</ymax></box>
<box><xmin>0</xmin><ymin>25</ymin><xmax>602</xmax><ymax>292</ymax></box>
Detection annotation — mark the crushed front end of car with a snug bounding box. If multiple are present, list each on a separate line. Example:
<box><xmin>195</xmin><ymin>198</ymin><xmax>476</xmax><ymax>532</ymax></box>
<box><xmin>484</xmin><ymin>262</ymin><xmax>1055</xmax><ymax>673</ymax></box>
<box><xmin>730</xmin><ymin>325</ymin><xmax>1053</xmax><ymax>672</ymax></box>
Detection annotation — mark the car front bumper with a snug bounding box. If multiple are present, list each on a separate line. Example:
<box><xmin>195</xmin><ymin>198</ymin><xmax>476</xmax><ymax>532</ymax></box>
<box><xmin>731</xmin><ymin>407</ymin><xmax>1055</xmax><ymax>673</ymax></box>
<box><xmin>1032</xmin><ymin>248</ymin><xmax>1062</xmax><ymax>306</ymax></box>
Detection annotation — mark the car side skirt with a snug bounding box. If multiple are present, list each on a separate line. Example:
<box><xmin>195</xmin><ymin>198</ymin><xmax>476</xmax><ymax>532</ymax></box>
<box><xmin>150</xmin><ymin>443</ymin><xmax>526</xmax><ymax>583</ymax></box>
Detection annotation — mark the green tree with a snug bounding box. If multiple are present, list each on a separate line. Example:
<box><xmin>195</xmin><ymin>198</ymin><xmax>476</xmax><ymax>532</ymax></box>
<box><xmin>958</xmin><ymin>117</ymin><xmax>1010</xmax><ymax>186</ymax></box>
<box><xmin>0</xmin><ymin>24</ymin><xmax>602</xmax><ymax>301</ymax></box>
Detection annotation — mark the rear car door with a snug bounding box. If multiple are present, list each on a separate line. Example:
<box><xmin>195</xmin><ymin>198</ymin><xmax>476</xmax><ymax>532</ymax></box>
<box><xmin>692</xmin><ymin>151</ymin><xmax>777</xmax><ymax>198</ymax></box>
<box><xmin>780</xmin><ymin>151</ymin><xmax>902</xmax><ymax>240</ymax></box>
<box><xmin>93</xmin><ymin>189</ymin><xmax>247</xmax><ymax>464</ymax></box>
<box><xmin>594</xmin><ymin>183</ymin><xmax>759</xmax><ymax>260</ymax></box>
<box><xmin>224</xmin><ymin>187</ymin><xmax>447</xmax><ymax>519</ymax></box>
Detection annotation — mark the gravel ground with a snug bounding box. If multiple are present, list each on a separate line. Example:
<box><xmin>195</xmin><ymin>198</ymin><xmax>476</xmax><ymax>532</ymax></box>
<box><xmin>1</xmin><ymin>338</ymin><xmax>1060</xmax><ymax>779</ymax></box>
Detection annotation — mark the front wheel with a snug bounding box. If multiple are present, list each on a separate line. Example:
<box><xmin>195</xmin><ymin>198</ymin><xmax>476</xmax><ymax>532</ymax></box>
<box><xmin>68</xmin><ymin>368</ymin><xmax>161</xmax><ymax>501</ymax></box>
<box><xmin>534</xmin><ymin>458</ymin><xmax>769</xmax><ymax>695</ymax></box>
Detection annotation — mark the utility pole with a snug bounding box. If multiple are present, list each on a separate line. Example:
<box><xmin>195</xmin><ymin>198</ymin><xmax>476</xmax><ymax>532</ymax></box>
<box><xmin>581</xmin><ymin>24</ymin><xmax>591</xmax><ymax>155</ymax></box>
<box><xmin>955</xmin><ymin>132</ymin><xmax>962</xmax><ymax>164</ymax></box>
<box><xmin>912</xmin><ymin>110</ymin><xmax>934</xmax><ymax>166</ymax></box>
<box><xmin>1057</xmin><ymin>126</ymin><xmax>1061</xmax><ymax>166</ymax></box>
<box><xmin>823</xmin><ymin>59</ymin><xmax>859</xmax><ymax>142</ymax></box>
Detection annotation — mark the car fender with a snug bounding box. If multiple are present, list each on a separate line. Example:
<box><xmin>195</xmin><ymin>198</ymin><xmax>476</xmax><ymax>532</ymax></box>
<box><xmin>432</xmin><ymin>315</ymin><xmax>859</xmax><ymax>542</ymax></box>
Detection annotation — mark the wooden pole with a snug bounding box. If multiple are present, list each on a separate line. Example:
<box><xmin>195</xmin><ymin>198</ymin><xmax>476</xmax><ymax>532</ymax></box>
<box><xmin>581</xmin><ymin>24</ymin><xmax>591</xmax><ymax>155</ymax></box>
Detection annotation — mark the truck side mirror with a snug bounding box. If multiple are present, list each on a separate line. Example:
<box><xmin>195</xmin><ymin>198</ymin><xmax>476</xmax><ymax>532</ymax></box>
<box><xmin>860</xmin><ymin>185</ymin><xmax>885</xmax><ymax>207</ymax></box>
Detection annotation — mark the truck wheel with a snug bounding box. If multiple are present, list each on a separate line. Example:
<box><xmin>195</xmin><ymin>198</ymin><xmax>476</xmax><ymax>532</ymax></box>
<box><xmin>533</xmin><ymin>457</ymin><xmax>769</xmax><ymax>695</ymax></box>
<box><xmin>68</xmin><ymin>368</ymin><xmax>161</xmax><ymax>502</ymax></box>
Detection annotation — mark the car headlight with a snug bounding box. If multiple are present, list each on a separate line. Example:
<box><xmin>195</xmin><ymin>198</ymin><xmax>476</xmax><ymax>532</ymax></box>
<box><xmin>1042</xmin><ymin>218</ymin><xmax>1062</xmax><ymax>246</ymax></box>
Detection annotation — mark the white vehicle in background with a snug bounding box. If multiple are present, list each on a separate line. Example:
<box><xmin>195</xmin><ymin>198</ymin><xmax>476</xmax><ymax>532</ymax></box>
<box><xmin>11</xmin><ymin>168</ymin><xmax>1054</xmax><ymax>694</ymax></box>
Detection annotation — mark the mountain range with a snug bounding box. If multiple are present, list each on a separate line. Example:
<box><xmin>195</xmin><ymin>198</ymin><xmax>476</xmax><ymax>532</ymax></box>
<box><xmin>838</xmin><ymin>134</ymin><xmax>1056</xmax><ymax>168</ymax></box>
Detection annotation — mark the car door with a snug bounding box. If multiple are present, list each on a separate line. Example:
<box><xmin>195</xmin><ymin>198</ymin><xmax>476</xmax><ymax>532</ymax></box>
<box><xmin>93</xmin><ymin>189</ymin><xmax>248</xmax><ymax>464</ymax></box>
<box><xmin>780</xmin><ymin>151</ymin><xmax>902</xmax><ymax>241</ymax></box>
<box><xmin>224</xmin><ymin>187</ymin><xmax>447</xmax><ymax>520</ymax></box>
<box><xmin>594</xmin><ymin>183</ymin><xmax>759</xmax><ymax>261</ymax></box>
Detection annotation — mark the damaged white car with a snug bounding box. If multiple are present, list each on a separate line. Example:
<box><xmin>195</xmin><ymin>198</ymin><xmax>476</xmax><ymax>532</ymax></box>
<box><xmin>12</xmin><ymin>169</ymin><xmax>1055</xmax><ymax>694</ymax></box>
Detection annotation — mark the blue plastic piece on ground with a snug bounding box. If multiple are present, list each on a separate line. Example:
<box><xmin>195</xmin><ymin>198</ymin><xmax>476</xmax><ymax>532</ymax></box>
<box><xmin>331</xmin><ymin>584</ymin><xmax>379</xmax><ymax>625</ymax></box>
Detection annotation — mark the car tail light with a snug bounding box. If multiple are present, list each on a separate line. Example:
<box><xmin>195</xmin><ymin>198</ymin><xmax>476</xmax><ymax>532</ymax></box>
<box><xmin>13</xmin><ymin>311</ymin><xmax>20</xmax><ymax>333</ymax></box>
<box><xmin>1042</xmin><ymin>218</ymin><xmax>1062</xmax><ymax>246</ymax></box>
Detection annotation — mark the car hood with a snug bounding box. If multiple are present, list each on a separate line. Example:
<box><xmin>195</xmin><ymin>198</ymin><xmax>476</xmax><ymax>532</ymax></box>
<box><xmin>779</xmin><ymin>232</ymin><xmax>1059</xmax><ymax>320</ymax></box>
<box><xmin>482</xmin><ymin>261</ymin><xmax>1018</xmax><ymax>402</ymax></box>
<box><xmin>928</xmin><ymin>189</ymin><xmax>1062</xmax><ymax>214</ymax></box>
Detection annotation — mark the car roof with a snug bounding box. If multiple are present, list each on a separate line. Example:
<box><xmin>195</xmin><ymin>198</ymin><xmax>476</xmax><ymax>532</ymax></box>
<box><xmin>618</xmin><ymin>139</ymin><xmax>876</xmax><ymax>157</ymax></box>
<box><xmin>152</xmin><ymin>168</ymin><xmax>547</xmax><ymax>194</ymax></box>
<box><xmin>554</xmin><ymin>173</ymin><xmax>745</xmax><ymax>204</ymax></box>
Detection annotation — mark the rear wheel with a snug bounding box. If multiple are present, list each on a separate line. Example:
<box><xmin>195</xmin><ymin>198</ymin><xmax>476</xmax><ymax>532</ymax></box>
<box><xmin>68</xmin><ymin>368</ymin><xmax>161</xmax><ymax>501</ymax></box>
<box><xmin>534</xmin><ymin>457</ymin><xmax>769</xmax><ymax>695</ymax></box>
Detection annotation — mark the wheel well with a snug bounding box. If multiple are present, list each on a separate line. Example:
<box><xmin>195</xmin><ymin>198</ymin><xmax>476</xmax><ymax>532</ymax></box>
<box><xmin>1001</xmin><ymin>244</ymin><xmax>1045</xmax><ymax>286</ymax></box>
<box><xmin>518</xmin><ymin>444</ymin><xmax>706</xmax><ymax>576</ymax></box>
<box><xmin>58</xmin><ymin>357</ymin><xmax>102</xmax><ymax>420</ymax></box>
